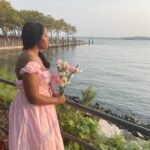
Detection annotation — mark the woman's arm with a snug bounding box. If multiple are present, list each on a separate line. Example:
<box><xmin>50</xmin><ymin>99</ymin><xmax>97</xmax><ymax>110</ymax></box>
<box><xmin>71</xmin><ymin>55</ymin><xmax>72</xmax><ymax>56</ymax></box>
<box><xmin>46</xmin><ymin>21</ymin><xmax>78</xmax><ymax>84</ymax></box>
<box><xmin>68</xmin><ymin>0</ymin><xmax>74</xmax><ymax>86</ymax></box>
<box><xmin>22</xmin><ymin>73</ymin><xmax>65</xmax><ymax>105</ymax></box>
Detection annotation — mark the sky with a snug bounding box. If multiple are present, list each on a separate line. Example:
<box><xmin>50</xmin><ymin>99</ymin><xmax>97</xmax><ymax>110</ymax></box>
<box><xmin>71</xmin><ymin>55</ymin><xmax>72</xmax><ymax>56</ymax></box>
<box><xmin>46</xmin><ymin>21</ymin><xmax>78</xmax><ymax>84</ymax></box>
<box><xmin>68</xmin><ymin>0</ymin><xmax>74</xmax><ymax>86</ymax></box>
<box><xmin>10</xmin><ymin>0</ymin><xmax>150</xmax><ymax>37</ymax></box>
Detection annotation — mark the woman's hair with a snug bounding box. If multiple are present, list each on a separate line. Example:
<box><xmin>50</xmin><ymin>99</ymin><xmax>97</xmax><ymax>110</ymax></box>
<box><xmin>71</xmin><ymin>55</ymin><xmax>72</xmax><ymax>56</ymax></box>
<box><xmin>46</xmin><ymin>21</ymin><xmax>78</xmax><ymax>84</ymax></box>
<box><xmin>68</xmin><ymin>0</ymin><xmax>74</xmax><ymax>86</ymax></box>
<box><xmin>21</xmin><ymin>22</ymin><xmax>44</xmax><ymax>50</ymax></box>
<box><xmin>38</xmin><ymin>51</ymin><xmax>50</xmax><ymax>69</ymax></box>
<box><xmin>21</xmin><ymin>22</ymin><xmax>50</xmax><ymax>69</ymax></box>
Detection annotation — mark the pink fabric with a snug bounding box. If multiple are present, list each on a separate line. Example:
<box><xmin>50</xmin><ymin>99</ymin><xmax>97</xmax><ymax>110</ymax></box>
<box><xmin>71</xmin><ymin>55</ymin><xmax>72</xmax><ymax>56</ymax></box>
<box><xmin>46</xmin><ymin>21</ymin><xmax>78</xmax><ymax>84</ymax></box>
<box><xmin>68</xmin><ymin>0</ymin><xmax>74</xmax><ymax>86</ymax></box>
<box><xmin>51</xmin><ymin>74</ymin><xmax>60</xmax><ymax>95</ymax></box>
<box><xmin>9</xmin><ymin>61</ymin><xmax>64</xmax><ymax>150</ymax></box>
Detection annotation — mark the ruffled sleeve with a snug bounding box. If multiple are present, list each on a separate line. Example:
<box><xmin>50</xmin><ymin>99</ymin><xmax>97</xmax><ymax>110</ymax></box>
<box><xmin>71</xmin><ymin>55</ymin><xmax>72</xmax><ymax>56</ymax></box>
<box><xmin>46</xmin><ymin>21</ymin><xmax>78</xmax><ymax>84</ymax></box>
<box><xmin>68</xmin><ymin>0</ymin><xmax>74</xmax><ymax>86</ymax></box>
<box><xmin>20</xmin><ymin>61</ymin><xmax>42</xmax><ymax>75</ymax></box>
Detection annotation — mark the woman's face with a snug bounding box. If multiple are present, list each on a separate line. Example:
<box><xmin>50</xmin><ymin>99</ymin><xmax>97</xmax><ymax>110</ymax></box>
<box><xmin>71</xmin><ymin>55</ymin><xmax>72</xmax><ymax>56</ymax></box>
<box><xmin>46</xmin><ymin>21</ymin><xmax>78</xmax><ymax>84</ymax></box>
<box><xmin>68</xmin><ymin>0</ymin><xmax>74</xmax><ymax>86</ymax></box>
<box><xmin>38</xmin><ymin>28</ymin><xmax>49</xmax><ymax>49</ymax></box>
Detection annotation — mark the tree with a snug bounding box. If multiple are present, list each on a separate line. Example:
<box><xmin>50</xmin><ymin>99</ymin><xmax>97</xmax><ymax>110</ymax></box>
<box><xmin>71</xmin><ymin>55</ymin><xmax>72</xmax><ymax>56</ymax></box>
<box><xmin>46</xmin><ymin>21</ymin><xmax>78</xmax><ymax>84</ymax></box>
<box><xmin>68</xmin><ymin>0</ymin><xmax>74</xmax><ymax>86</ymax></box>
<box><xmin>0</xmin><ymin>0</ymin><xmax>77</xmax><ymax>46</ymax></box>
<box><xmin>10</xmin><ymin>10</ymin><xmax>24</xmax><ymax>37</ymax></box>
<box><xmin>19</xmin><ymin>10</ymin><xmax>45</xmax><ymax>23</ymax></box>
<box><xmin>70</xmin><ymin>26</ymin><xmax>77</xmax><ymax>37</ymax></box>
<box><xmin>54</xmin><ymin>19</ymin><xmax>65</xmax><ymax>40</ymax></box>
<box><xmin>0</xmin><ymin>0</ymin><xmax>14</xmax><ymax>42</ymax></box>
<box><xmin>63</xmin><ymin>23</ymin><xmax>71</xmax><ymax>39</ymax></box>
<box><xmin>43</xmin><ymin>15</ymin><xmax>55</xmax><ymax>39</ymax></box>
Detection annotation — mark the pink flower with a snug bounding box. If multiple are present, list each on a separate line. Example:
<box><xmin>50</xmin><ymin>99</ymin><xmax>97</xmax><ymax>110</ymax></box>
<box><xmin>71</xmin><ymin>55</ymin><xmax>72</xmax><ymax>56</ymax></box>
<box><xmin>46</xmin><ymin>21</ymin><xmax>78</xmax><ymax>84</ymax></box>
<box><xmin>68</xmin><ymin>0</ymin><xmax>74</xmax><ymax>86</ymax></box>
<box><xmin>52</xmin><ymin>74</ymin><xmax>60</xmax><ymax>85</ymax></box>
<box><xmin>56</xmin><ymin>59</ymin><xmax>62</xmax><ymax>66</ymax></box>
<box><xmin>68</xmin><ymin>66</ymin><xmax>77</xmax><ymax>73</ymax></box>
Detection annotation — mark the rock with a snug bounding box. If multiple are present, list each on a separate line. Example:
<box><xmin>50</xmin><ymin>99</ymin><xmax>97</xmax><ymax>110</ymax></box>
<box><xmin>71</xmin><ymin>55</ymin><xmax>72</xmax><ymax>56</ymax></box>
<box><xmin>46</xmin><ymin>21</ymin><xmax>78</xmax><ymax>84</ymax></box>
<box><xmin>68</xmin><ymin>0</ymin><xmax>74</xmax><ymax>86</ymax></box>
<box><xmin>137</xmin><ymin>132</ymin><xmax>144</xmax><ymax>139</ymax></box>
<box><xmin>121</xmin><ymin>129</ymin><xmax>136</xmax><ymax>140</ymax></box>
<box><xmin>98</xmin><ymin>119</ymin><xmax>121</xmax><ymax>138</ymax></box>
<box><xmin>68</xmin><ymin>95</ymin><xmax>81</xmax><ymax>103</ymax></box>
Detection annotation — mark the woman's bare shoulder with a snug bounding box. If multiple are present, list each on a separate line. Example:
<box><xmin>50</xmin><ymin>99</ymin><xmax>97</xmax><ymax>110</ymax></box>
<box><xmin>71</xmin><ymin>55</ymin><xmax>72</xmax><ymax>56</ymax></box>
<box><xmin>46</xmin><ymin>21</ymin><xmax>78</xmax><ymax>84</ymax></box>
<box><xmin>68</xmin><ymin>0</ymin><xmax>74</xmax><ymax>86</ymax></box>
<box><xmin>15</xmin><ymin>51</ymin><xmax>40</xmax><ymax>76</ymax></box>
<box><xmin>16</xmin><ymin>51</ymin><xmax>34</xmax><ymax>68</ymax></box>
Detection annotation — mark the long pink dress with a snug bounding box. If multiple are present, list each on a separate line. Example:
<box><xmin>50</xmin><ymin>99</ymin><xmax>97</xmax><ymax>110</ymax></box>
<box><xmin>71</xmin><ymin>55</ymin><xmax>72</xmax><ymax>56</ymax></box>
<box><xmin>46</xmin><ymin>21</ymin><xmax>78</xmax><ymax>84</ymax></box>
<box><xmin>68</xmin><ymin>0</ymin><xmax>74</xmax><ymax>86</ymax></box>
<box><xmin>9</xmin><ymin>61</ymin><xmax>64</xmax><ymax>150</ymax></box>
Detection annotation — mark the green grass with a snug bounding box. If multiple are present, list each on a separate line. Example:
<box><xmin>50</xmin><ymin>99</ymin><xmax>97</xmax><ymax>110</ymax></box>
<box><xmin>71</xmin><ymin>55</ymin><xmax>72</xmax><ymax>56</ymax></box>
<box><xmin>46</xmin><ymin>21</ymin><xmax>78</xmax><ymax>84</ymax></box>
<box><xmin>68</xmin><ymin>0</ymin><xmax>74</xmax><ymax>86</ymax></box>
<box><xmin>0</xmin><ymin>65</ymin><xmax>16</xmax><ymax>104</ymax></box>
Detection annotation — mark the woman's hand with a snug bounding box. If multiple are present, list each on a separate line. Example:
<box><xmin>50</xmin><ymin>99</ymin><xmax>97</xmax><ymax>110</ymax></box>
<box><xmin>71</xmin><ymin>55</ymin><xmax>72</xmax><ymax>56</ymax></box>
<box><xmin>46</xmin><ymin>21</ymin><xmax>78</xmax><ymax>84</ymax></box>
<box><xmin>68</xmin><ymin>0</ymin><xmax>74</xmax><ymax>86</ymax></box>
<box><xmin>57</xmin><ymin>95</ymin><xmax>66</xmax><ymax>104</ymax></box>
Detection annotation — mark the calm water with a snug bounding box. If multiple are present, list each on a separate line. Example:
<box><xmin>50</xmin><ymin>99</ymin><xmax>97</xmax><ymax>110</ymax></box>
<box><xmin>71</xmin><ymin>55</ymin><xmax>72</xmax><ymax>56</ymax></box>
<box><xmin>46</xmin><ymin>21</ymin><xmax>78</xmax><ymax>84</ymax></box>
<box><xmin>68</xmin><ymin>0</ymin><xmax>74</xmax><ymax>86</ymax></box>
<box><xmin>0</xmin><ymin>38</ymin><xmax>150</xmax><ymax>124</ymax></box>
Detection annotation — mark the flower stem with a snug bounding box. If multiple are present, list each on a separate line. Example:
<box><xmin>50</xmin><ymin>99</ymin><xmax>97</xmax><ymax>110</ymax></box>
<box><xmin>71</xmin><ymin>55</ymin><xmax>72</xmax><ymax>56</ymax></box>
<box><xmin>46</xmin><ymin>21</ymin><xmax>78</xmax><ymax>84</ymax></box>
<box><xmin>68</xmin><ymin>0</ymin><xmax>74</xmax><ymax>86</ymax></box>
<box><xmin>59</xmin><ymin>86</ymin><xmax>65</xmax><ymax>96</ymax></box>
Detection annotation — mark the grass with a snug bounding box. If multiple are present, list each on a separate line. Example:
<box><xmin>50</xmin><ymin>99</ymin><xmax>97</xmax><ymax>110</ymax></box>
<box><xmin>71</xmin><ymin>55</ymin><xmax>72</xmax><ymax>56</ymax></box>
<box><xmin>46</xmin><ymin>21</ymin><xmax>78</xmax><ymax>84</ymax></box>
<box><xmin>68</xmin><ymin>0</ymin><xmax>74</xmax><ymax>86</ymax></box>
<box><xmin>0</xmin><ymin>65</ymin><xmax>16</xmax><ymax>104</ymax></box>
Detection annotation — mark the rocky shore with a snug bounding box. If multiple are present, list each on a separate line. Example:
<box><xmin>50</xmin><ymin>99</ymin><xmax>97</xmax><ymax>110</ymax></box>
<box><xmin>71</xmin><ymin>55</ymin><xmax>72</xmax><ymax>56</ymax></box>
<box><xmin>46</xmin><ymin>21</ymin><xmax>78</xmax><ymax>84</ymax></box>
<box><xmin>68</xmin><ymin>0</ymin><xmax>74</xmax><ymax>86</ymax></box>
<box><xmin>68</xmin><ymin>95</ymin><xmax>150</xmax><ymax>140</ymax></box>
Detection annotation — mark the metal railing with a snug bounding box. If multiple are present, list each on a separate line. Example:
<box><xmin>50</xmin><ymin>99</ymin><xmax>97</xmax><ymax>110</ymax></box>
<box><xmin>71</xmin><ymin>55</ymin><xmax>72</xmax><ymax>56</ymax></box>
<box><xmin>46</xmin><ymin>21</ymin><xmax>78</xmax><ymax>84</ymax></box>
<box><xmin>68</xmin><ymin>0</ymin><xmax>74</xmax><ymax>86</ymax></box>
<box><xmin>0</xmin><ymin>78</ymin><xmax>150</xmax><ymax>150</ymax></box>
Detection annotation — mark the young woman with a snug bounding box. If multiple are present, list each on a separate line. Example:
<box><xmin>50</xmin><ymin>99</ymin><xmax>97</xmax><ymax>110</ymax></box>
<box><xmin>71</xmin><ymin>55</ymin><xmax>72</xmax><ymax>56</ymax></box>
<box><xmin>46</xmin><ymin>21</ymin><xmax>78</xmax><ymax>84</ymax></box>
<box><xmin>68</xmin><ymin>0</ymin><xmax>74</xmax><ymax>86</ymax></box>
<box><xmin>9</xmin><ymin>22</ymin><xmax>65</xmax><ymax>150</ymax></box>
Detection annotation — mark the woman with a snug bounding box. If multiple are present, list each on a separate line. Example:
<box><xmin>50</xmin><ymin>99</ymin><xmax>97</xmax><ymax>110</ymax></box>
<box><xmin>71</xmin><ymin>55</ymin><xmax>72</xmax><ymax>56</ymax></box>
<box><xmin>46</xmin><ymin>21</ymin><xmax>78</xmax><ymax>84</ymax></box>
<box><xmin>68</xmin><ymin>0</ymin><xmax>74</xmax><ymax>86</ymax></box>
<box><xmin>9</xmin><ymin>22</ymin><xmax>65</xmax><ymax>150</ymax></box>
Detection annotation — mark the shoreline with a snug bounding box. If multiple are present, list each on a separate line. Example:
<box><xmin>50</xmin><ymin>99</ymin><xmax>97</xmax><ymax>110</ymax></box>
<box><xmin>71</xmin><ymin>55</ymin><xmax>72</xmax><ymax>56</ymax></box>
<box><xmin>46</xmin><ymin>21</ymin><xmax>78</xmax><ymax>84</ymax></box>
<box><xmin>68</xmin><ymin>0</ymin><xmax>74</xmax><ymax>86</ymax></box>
<box><xmin>92</xmin><ymin>102</ymin><xmax>150</xmax><ymax>127</ymax></box>
<box><xmin>68</xmin><ymin>96</ymin><xmax>150</xmax><ymax>140</ymax></box>
<box><xmin>0</xmin><ymin>40</ymin><xmax>87</xmax><ymax>51</ymax></box>
<box><xmin>69</xmin><ymin>96</ymin><xmax>150</xmax><ymax>129</ymax></box>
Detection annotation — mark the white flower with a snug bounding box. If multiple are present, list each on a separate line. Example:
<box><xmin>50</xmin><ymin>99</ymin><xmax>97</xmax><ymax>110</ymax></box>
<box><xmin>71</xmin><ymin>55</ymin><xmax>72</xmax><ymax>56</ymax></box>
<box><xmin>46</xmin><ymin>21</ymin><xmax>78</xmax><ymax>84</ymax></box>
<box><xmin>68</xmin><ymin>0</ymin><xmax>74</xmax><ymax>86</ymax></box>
<box><xmin>56</xmin><ymin>59</ymin><xmax>82</xmax><ymax>91</ymax></box>
<box><xmin>79</xmin><ymin>69</ymin><xmax>83</xmax><ymax>73</ymax></box>
<box><xmin>63</xmin><ymin>72</ymin><xmax>66</xmax><ymax>76</ymax></box>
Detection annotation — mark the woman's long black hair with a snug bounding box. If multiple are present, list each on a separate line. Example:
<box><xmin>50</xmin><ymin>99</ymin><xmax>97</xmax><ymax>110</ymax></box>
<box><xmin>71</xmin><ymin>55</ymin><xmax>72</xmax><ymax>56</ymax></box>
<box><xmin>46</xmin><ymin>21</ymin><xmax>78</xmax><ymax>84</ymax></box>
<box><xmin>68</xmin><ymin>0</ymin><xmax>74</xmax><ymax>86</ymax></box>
<box><xmin>21</xmin><ymin>22</ymin><xmax>50</xmax><ymax>69</ymax></box>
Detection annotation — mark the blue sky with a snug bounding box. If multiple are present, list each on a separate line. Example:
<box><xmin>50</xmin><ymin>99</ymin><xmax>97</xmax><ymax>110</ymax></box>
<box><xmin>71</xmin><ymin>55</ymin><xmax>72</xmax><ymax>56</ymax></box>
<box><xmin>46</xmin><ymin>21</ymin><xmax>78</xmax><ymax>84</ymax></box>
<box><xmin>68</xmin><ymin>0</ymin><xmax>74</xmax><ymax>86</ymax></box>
<box><xmin>10</xmin><ymin>0</ymin><xmax>150</xmax><ymax>37</ymax></box>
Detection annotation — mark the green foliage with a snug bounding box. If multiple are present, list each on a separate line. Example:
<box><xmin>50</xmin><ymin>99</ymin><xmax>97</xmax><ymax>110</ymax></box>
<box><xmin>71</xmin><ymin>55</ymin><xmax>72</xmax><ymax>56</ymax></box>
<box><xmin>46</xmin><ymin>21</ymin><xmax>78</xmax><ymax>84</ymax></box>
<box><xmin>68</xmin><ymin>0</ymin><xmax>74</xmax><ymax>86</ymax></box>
<box><xmin>0</xmin><ymin>65</ymin><xmax>15</xmax><ymax>80</ymax></box>
<box><xmin>57</xmin><ymin>86</ymin><xmax>150</xmax><ymax>150</ymax></box>
<box><xmin>98</xmin><ymin>135</ymin><xmax>150</xmax><ymax>150</ymax></box>
<box><xmin>140</xmin><ymin>139</ymin><xmax>150</xmax><ymax>150</ymax></box>
<box><xmin>57</xmin><ymin>86</ymin><xmax>99</xmax><ymax>149</ymax></box>
<box><xmin>0</xmin><ymin>65</ymin><xmax>16</xmax><ymax>104</ymax></box>
<box><xmin>81</xmin><ymin>85</ymin><xmax>96</xmax><ymax>106</ymax></box>
<box><xmin>65</xmin><ymin>141</ymin><xmax>81</xmax><ymax>150</ymax></box>
<box><xmin>0</xmin><ymin>0</ymin><xmax>77</xmax><ymax>39</ymax></box>
<box><xmin>0</xmin><ymin>66</ymin><xmax>150</xmax><ymax>150</ymax></box>
<box><xmin>57</xmin><ymin>104</ymin><xmax>99</xmax><ymax>150</ymax></box>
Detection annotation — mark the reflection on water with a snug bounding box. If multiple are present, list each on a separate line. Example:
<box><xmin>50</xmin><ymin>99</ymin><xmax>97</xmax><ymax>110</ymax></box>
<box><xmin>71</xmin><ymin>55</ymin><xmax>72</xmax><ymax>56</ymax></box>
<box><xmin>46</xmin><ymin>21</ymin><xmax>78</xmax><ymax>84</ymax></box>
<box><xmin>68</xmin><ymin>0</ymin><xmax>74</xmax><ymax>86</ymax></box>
<box><xmin>0</xmin><ymin>46</ymin><xmax>77</xmax><ymax>71</ymax></box>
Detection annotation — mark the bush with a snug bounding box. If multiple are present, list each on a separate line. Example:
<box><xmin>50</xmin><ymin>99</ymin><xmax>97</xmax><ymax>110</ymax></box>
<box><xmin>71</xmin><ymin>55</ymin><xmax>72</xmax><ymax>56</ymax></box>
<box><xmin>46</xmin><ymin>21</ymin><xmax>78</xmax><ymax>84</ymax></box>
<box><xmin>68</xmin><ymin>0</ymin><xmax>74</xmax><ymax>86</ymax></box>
<box><xmin>57</xmin><ymin>86</ymin><xmax>150</xmax><ymax>150</ymax></box>
<box><xmin>57</xmin><ymin>86</ymin><xmax>100</xmax><ymax>149</ymax></box>
<box><xmin>0</xmin><ymin>65</ymin><xmax>16</xmax><ymax>104</ymax></box>
<box><xmin>80</xmin><ymin>85</ymin><xmax>96</xmax><ymax>106</ymax></box>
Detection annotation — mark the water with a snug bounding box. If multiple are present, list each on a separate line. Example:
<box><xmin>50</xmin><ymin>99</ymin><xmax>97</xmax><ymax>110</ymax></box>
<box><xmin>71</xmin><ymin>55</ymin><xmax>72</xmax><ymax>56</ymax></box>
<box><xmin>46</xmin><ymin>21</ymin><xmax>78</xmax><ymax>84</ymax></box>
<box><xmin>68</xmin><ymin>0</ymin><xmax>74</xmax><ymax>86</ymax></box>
<box><xmin>0</xmin><ymin>38</ymin><xmax>150</xmax><ymax>124</ymax></box>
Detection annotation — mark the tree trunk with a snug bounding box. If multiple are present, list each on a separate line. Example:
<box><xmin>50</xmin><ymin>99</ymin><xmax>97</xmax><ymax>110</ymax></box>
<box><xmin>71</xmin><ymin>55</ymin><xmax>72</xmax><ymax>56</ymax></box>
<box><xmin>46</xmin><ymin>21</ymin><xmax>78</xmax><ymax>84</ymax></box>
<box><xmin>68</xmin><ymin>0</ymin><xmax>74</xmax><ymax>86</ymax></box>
<box><xmin>5</xmin><ymin>30</ymin><xmax>10</xmax><ymax>43</ymax></box>
<box><xmin>50</xmin><ymin>31</ymin><xmax>53</xmax><ymax>39</ymax></box>
<box><xmin>3</xmin><ymin>31</ymin><xmax>7</xmax><ymax>46</ymax></box>
<box><xmin>57</xmin><ymin>31</ymin><xmax>59</xmax><ymax>40</ymax></box>
<box><xmin>67</xmin><ymin>32</ymin><xmax>69</xmax><ymax>45</ymax></box>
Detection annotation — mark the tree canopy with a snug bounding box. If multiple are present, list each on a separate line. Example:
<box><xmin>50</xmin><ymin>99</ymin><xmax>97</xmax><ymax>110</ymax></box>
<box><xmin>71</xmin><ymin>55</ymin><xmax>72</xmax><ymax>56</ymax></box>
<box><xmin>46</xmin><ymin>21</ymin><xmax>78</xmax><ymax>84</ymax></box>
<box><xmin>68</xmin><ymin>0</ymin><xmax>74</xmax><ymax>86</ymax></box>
<box><xmin>0</xmin><ymin>0</ymin><xmax>77</xmax><ymax>39</ymax></box>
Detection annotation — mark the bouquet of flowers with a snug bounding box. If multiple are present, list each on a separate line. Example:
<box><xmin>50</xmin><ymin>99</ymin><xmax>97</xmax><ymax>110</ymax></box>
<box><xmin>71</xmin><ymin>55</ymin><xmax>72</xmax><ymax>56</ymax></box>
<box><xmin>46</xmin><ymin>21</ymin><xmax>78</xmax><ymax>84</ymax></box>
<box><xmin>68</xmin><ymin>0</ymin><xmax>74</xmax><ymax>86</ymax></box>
<box><xmin>56</xmin><ymin>59</ymin><xmax>82</xmax><ymax>95</ymax></box>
